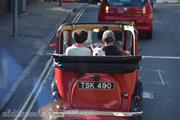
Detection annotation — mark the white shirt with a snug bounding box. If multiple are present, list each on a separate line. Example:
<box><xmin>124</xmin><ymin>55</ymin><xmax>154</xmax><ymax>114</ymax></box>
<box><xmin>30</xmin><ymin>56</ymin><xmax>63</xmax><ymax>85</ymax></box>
<box><xmin>65</xmin><ymin>44</ymin><xmax>92</xmax><ymax>56</ymax></box>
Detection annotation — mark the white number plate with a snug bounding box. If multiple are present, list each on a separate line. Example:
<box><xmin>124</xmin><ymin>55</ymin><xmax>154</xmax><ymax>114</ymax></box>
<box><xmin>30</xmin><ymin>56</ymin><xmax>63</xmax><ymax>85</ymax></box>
<box><xmin>78</xmin><ymin>82</ymin><xmax>114</xmax><ymax>90</ymax></box>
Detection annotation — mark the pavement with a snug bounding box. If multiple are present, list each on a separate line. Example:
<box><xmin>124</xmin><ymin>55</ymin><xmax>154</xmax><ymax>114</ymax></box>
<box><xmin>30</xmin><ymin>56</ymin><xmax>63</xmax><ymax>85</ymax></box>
<box><xmin>0</xmin><ymin>1</ymin><xmax>85</xmax><ymax>111</ymax></box>
<box><xmin>157</xmin><ymin>0</ymin><xmax>178</xmax><ymax>3</ymax></box>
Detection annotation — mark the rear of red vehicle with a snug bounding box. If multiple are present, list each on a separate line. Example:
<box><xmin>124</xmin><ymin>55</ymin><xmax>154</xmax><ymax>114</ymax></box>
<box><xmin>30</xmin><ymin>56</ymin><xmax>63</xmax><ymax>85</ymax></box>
<box><xmin>53</xmin><ymin>55</ymin><xmax>142</xmax><ymax>120</ymax></box>
<box><xmin>98</xmin><ymin>0</ymin><xmax>153</xmax><ymax>39</ymax></box>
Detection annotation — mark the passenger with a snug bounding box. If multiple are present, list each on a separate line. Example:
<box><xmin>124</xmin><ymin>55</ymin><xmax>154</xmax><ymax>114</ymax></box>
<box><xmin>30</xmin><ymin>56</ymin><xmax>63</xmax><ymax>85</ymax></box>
<box><xmin>97</xmin><ymin>27</ymin><xmax>123</xmax><ymax>50</ymax></box>
<box><xmin>102</xmin><ymin>30</ymin><xmax>124</xmax><ymax>56</ymax></box>
<box><xmin>65</xmin><ymin>29</ymin><xmax>91</xmax><ymax>56</ymax></box>
<box><xmin>92</xmin><ymin>26</ymin><xmax>109</xmax><ymax>47</ymax></box>
<box><xmin>97</xmin><ymin>26</ymin><xmax>109</xmax><ymax>41</ymax></box>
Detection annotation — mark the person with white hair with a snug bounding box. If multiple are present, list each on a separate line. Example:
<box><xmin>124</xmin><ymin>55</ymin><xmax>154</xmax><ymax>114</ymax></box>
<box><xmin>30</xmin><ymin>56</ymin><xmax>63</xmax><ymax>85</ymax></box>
<box><xmin>102</xmin><ymin>30</ymin><xmax>124</xmax><ymax>56</ymax></box>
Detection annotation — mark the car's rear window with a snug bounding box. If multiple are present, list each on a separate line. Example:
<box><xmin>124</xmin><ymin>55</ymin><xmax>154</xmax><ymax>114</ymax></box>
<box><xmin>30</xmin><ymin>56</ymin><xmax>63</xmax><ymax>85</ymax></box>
<box><xmin>105</xmin><ymin>0</ymin><xmax>147</xmax><ymax>6</ymax></box>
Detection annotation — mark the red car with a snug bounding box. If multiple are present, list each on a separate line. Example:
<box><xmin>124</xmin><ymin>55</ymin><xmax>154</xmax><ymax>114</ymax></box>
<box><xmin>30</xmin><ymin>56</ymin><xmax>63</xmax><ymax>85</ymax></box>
<box><xmin>51</xmin><ymin>23</ymin><xmax>143</xmax><ymax>120</ymax></box>
<box><xmin>98</xmin><ymin>0</ymin><xmax>153</xmax><ymax>39</ymax></box>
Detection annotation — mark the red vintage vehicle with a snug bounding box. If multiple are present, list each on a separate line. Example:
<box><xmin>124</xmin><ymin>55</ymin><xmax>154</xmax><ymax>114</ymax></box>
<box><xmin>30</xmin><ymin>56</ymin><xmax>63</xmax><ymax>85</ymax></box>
<box><xmin>51</xmin><ymin>23</ymin><xmax>143</xmax><ymax>120</ymax></box>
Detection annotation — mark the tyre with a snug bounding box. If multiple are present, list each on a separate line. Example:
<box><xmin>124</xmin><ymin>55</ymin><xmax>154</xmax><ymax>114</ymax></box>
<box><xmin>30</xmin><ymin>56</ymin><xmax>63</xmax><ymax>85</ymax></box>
<box><xmin>91</xmin><ymin>0</ymin><xmax>98</xmax><ymax>4</ymax></box>
<box><xmin>130</xmin><ymin>116</ymin><xmax>143</xmax><ymax>120</ymax></box>
<box><xmin>130</xmin><ymin>81</ymin><xmax>143</xmax><ymax>120</ymax></box>
<box><xmin>51</xmin><ymin>80</ymin><xmax>58</xmax><ymax>92</ymax></box>
<box><xmin>146</xmin><ymin>31</ymin><xmax>152</xmax><ymax>39</ymax></box>
<box><xmin>151</xmin><ymin>3</ymin><xmax>154</xmax><ymax>8</ymax></box>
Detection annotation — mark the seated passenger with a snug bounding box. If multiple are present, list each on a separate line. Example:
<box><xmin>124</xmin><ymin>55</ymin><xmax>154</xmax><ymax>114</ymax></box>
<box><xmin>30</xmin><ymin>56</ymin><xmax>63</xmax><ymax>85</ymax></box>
<box><xmin>65</xmin><ymin>29</ymin><xmax>91</xmax><ymax>56</ymax></box>
<box><xmin>97</xmin><ymin>26</ymin><xmax>109</xmax><ymax>42</ymax></box>
<box><xmin>102</xmin><ymin>30</ymin><xmax>124</xmax><ymax>56</ymax></box>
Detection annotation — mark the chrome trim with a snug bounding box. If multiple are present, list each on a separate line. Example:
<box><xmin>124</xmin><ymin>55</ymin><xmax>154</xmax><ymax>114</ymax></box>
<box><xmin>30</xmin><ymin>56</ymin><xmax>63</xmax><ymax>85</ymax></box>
<box><xmin>53</xmin><ymin>110</ymin><xmax>143</xmax><ymax>117</ymax></box>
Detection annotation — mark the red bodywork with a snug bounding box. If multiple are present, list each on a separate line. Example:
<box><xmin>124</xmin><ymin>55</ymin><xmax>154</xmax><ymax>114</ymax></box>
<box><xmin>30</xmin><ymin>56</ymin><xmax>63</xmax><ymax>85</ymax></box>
<box><xmin>98</xmin><ymin>0</ymin><xmax>153</xmax><ymax>37</ymax></box>
<box><xmin>53</xmin><ymin>23</ymin><xmax>142</xmax><ymax>120</ymax></box>
<box><xmin>55</xmin><ymin>69</ymin><xmax>139</xmax><ymax>120</ymax></box>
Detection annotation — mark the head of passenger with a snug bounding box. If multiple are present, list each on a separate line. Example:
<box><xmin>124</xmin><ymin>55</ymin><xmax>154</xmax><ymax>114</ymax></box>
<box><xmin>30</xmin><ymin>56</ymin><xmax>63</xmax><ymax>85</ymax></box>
<box><xmin>74</xmin><ymin>29</ymin><xmax>88</xmax><ymax>44</ymax></box>
<box><xmin>97</xmin><ymin>26</ymin><xmax>109</xmax><ymax>41</ymax></box>
<box><xmin>65</xmin><ymin>29</ymin><xmax>91</xmax><ymax>56</ymax></box>
<box><xmin>102</xmin><ymin>30</ymin><xmax>115</xmax><ymax>46</ymax></box>
<box><xmin>102</xmin><ymin>30</ymin><xmax>123</xmax><ymax>56</ymax></box>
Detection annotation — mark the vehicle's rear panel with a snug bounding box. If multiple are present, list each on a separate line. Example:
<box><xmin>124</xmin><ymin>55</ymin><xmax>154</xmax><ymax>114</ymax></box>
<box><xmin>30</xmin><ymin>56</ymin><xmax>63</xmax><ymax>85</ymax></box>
<box><xmin>98</xmin><ymin>0</ymin><xmax>152</xmax><ymax>32</ymax></box>
<box><xmin>55</xmin><ymin>68</ymin><xmax>138</xmax><ymax>119</ymax></box>
<box><xmin>71</xmin><ymin>74</ymin><xmax>121</xmax><ymax>109</ymax></box>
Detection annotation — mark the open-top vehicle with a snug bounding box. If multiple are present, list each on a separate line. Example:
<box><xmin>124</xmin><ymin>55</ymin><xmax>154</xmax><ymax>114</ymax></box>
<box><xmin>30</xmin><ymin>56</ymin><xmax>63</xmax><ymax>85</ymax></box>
<box><xmin>52</xmin><ymin>23</ymin><xmax>143</xmax><ymax>120</ymax></box>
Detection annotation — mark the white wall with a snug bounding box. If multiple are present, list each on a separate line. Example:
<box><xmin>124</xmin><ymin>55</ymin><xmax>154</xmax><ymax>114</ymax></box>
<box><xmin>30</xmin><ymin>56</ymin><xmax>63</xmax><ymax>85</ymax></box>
<box><xmin>157</xmin><ymin>0</ymin><xmax>178</xmax><ymax>3</ymax></box>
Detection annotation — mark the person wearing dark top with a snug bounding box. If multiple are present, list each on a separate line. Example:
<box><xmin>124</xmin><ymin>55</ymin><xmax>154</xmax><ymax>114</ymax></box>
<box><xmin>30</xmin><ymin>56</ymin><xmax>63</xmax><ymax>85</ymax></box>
<box><xmin>102</xmin><ymin>30</ymin><xmax>124</xmax><ymax>56</ymax></box>
<box><xmin>102</xmin><ymin>45</ymin><xmax>123</xmax><ymax>56</ymax></box>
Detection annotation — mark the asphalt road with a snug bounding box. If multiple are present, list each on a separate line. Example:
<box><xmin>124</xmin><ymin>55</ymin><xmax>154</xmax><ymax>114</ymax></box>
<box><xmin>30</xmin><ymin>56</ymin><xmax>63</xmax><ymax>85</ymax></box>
<box><xmin>1</xmin><ymin>3</ymin><xmax>180</xmax><ymax>120</ymax></box>
<box><xmin>140</xmin><ymin>4</ymin><xmax>180</xmax><ymax>120</ymax></box>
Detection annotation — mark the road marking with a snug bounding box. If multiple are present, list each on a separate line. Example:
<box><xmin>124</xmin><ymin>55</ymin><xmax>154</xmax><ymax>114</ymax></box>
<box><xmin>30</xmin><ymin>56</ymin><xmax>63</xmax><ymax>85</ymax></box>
<box><xmin>72</xmin><ymin>9</ymin><xmax>81</xmax><ymax>23</ymax></box>
<box><xmin>142</xmin><ymin>80</ymin><xmax>175</xmax><ymax>86</ymax></box>
<box><xmin>141</xmin><ymin>69</ymin><xmax>167</xmax><ymax>73</ymax></box>
<box><xmin>143</xmin><ymin>91</ymin><xmax>154</xmax><ymax>99</ymax></box>
<box><xmin>142</xmin><ymin>81</ymin><xmax>163</xmax><ymax>85</ymax></box>
<box><xmin>22</xmin><ymin>65</ymin><xmax>53</xmax><ymax>120</ymax></box>
<box><xmin>72</xmin><ymin>9</ymin><xmax>82</xmax><ymax>23</ymax></box>
<box><xmin>0</xmin><ymin>13</ymin><xmax>70</xmax><ymax>111</ymax></box>
<box><xmin>72</xmin><ymin>9</ymin><xmax>85</xmax><ymax>23</ymax></box>
<box><xmin>14</xmin><ymin>56</ymin><xmax>53</xmax><ymax>120</ymax></box>
<box><xmin>141</xmin><ymin>69</ymin><xmax>166</xmax><ymax>86</ymax></box>
<box><xmin>15</xmin><ymin>8</ymin><xmax>85</xmax><ymax>120</ymax></box>
<box><xmin>74</xmin><ymin>9</ymin><xmax>85</xmax><ymax>23</ymax></box>
<box><xmin>157</xmin><ymin>69</ymin><xmax>165</xmax><ymax>86</ymax></box>
<box><xmin>141</xmin><ymin>69</ymin><xmax>165</xmax><ymax>86</ymax></box>
<box><xmin>142</xmin><ymin>56</ymin><xmax>180</xmax><ymax>60</ymax></box>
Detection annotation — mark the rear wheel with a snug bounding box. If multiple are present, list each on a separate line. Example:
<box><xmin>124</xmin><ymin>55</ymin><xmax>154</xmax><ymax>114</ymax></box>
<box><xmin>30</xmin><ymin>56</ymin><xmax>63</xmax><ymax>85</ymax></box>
<box><xmin>90</xmin><ymin>0</ymin><xmax>98</xmax><ymax>4</ymax></box>
<box><xmin>51</xmin><ymin>80</ymin><xmax>63</xmax><ymax>120</ymax></box>
<box><xmin>151</xmin><ymin>3</ymin><xmax>154</xmax><ymax>8</ymax></box>
<box><xmin>130</xmin><ymin>81</ymin><xmax>143</xmax><ymax>120</ymax></box>
<box><xmin>130</xmin><ymin>116</ymin><xmax>143</xmax><ymax>120</ymax></box>
<box><xmin>145</xmin><ymin>31</ymin><xmax>152</xmax><ymax>39</ymax></box>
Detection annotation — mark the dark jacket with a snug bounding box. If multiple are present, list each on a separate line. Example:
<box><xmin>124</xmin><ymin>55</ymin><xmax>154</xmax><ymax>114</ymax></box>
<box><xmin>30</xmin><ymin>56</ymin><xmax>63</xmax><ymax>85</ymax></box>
<box><xmin>102</xmin><ymin>45</ymin><xmax>123</xmax><ymax>56</ymax></box>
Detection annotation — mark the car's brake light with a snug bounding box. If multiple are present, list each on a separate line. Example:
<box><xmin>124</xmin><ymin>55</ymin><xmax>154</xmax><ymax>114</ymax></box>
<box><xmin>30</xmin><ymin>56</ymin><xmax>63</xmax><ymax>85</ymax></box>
<box><xmin>105</xmin><ymin>6</ymin><xmax>109</xmax><ymax>13</ymax></box>
<box><xmin>142</xmin><ymin>6</ymin><xmax>146</xmax><ymax>14</ymax></box>
<box><xmin>144</xmin><ymin>1</ymin><xmax>153</xmax><ymax>19</ymax></box>
<box><xmin>134</xmin><ymin>96</ymin><xmax>140</xmax><ymax>111</ymax></box>
<box><xmin>144</xmin><ymin>1</ymin><xmax>152</xmax><ymax>14</ymax></box>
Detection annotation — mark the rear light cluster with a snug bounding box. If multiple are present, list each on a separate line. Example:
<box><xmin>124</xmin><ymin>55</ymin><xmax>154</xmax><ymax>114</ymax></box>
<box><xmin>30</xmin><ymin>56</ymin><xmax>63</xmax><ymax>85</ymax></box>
<box><xmin>142</xmin><ymin>1</ymin><xmax>153</xmax><ymax>19</ymax></box>
<box><xmin>142</xmin><ymin>6</ymin><xmax>146</xmax><ymax>14</ymax></box>
<box><xmin>104</xmin><ymin>6</ymin><xmax>116</xmax><ymax>14</ymax></box>
<box><xmin>105</xmin><ymin>6</ymin><xmax>109</xmax><ymax>13</ymax></box>
<box><xmin>143</xmin><ymin>1</ymin><xmax>152</xmax><ymax>14</ymax></box>
<box><xmin>134</xmin><ymin>95</ymin><xmax>140</xmax><ymax>111</ymax></box>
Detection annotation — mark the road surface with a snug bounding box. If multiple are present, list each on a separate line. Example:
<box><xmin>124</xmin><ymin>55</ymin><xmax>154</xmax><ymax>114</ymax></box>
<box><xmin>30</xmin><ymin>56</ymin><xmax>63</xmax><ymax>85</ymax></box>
<box><xmin>1</xmin><ymin>3</ymin><xmax>180</xmax><ymax>120</ymax></box>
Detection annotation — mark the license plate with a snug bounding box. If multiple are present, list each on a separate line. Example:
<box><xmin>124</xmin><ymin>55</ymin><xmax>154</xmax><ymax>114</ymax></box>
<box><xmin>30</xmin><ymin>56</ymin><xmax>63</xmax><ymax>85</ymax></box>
<box><xmin>116</xmin><ymin>21</ymin><xmax>134</xmax><ymax>25</ymax></box>
<box><xmin>78</xmin><ymin>82</ymin><xmax>114</xmax><ymax>90</ymax></box>
<box><xmin>118</xmin><ymin>8</ymin><xmax>124</xmax><ymax>14</ymax></box>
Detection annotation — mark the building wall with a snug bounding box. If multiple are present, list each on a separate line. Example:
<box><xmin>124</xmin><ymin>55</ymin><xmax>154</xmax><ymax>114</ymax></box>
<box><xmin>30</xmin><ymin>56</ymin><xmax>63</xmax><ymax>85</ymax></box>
<box><xmin>157</xmin><ymin>0</ymin><xmax>178</xmax><ymax>3</ymax></box>
<box><xmin>0</xmin><ymin>0</ymin><xmax>40</xmax><ymax>16</ymax></box>
<box><xmin>27</xmin><ymin>0</ymin><xmax>40</xmax><ymax>4</ymax></box>
<box><xmin>0</xmin><ymin>0</ymin><xmax>9</xmax><ymax>16</ymax></box>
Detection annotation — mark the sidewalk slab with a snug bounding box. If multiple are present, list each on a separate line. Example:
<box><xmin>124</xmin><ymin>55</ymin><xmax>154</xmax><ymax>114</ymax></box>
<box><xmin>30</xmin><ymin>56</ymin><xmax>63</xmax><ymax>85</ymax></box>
<box><xmin>0</xmin><ymin>1</ymin><xmax>85</xmax><ymax>111</ymax></box>
<box><xmin>157</xmin><ymin>0</ymin><xmax>178</xmax><ymax>3</ymax></box>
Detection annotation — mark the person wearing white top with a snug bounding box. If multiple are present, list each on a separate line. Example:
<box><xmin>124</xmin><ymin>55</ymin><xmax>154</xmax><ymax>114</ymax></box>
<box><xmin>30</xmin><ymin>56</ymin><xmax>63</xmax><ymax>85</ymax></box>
<box><xmin>65</xmin><ymin>29</ymin><xmax>92</xmax><ymax>56</ymax></box>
